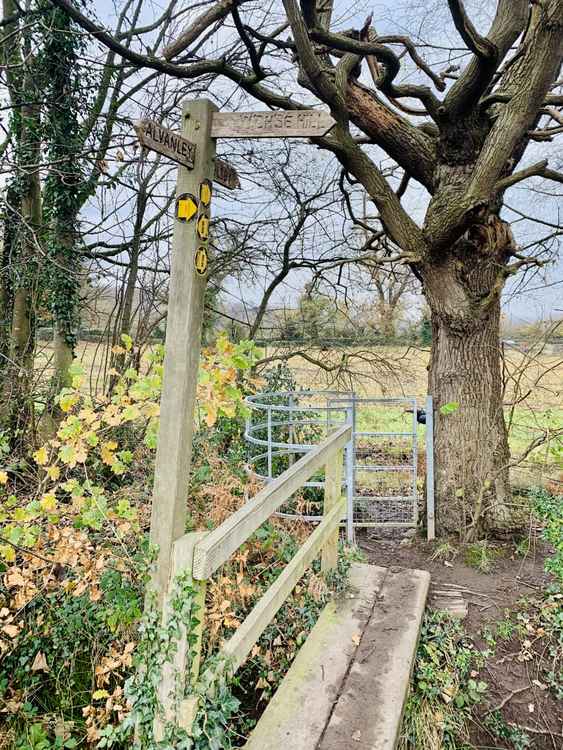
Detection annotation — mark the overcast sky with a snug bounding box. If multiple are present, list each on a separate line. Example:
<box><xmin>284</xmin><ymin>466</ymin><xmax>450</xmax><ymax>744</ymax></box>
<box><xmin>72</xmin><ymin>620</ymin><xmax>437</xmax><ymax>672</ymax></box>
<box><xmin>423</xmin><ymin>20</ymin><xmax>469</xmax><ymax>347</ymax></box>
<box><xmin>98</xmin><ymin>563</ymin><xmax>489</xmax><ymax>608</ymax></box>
<box><xmin>95</xmin><ymin>0</ymin><xmax>562</xmax><ymax>323</ymax></box>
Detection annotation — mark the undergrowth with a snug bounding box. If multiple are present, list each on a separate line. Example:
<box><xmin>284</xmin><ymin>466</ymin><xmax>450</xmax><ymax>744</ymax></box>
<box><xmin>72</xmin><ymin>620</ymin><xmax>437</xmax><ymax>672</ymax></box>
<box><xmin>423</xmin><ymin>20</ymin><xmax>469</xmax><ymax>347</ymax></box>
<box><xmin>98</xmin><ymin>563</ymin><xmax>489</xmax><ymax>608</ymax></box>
<box><xmin>399</xmin><ymin>611</ymin><xmax>487</xmax><ymax>750</ymax></box>
<box><xmin>401</xmin><ymin>486</ymin><xmax>563</xmax><ymax>750</ymax></box>
<box><xmin>0</xmin><ymin>341</ymin><xmax>353</xmax><ymax>749</ymax></box>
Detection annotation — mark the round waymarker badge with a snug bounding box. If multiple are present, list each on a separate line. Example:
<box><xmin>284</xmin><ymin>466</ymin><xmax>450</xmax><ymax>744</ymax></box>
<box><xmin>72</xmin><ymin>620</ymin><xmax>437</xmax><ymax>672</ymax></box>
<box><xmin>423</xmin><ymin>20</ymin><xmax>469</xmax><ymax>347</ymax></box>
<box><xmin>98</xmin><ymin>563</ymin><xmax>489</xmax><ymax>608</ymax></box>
<box><xmin>199</xmin><ymin>180</ymin><xmax>212</xmax><ymax>207</ymax></box>
<box><xmin>196</xmin><ymin>212</ymin><xmax>210</xmax><ymax>240</ymax></box>
<box><xmin>194</xmin><ymin>247</ymin><xmax>208</xmax><ymax>276</ymax></box>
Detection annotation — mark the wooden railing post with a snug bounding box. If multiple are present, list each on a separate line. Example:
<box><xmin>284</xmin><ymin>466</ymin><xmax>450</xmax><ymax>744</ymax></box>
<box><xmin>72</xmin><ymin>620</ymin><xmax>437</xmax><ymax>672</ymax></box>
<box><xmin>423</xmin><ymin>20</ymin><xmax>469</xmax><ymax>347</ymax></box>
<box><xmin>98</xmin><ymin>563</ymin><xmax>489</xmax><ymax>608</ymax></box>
<box><xmin>321</xmin><ymin>448</ymin><xmax>343</xmax><ymax>572</ymax></box>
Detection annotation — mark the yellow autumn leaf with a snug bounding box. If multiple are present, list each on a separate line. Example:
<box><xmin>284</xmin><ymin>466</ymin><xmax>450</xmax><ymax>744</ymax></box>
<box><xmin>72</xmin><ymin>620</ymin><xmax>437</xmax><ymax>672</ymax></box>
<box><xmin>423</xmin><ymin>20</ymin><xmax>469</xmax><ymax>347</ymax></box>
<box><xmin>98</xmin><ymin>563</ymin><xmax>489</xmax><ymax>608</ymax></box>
<box><xmin>111</xmin><ymin>345</ymin><xmax>126</xmax><ymax>355</ymax></box>
<box><xmin>102</xmin><ymin>405</ymin><xmax>123</xmax><ymax>426</ymax></box>
<box><xmin>205</xmin><ymin>403</ymin><xmax>218</xmax><ymax>427</ymax></box>
<box><xmin>74</xmin><ymin>443</ymin><xmax>88</xmax><ymax>464</ymax></box>
<box><xmin>46</xmin><ymin>465</ymin><xmax>60</xmax><ymax>481</ymax></box>
<box><xmin>78</xmin><ymin>408</ymin><xmax>97</xmax><ymax>425</ymax></box>
<box><xmin>40</xmin><ymin>493</ymin><xmax>57</xmax><ymax>512</ymax></box>
<box><xmin>100</xmin><ymin>441</ymin><xmax>118</xmax><ymax>465</ymax></box>
<box><xmin>33</xmin><ymin>446</ymin><xmax>49</xmax><ymax>466</ymax></box>
<box><xmin>142</xmin><ymin>402</ymin><xmax>160</xmax><ymax>418</ymax></box>
<box><xmin>59</xmin><ymin>393</ymin><xmax>79</xmax><ymax>413</ymax></box>
<box><xmin>0</xmin><ymin>544</ymin><xmax>15</xmax><ymax>562</ymax></box>
<box><xmin>0</xmin><ymin>471</ymin><xmax>7</xmax><ymax>485</ymax></box>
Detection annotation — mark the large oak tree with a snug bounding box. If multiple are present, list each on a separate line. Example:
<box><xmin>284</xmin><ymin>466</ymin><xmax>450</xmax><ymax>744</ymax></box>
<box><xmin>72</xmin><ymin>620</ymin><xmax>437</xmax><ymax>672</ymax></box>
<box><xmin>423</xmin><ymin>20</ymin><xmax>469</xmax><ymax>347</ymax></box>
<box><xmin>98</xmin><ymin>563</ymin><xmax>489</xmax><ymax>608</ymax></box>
<box><xmin>51</xmin><ymin>0</ymin><xmax>563</xmax><ymax>536</ymax></box>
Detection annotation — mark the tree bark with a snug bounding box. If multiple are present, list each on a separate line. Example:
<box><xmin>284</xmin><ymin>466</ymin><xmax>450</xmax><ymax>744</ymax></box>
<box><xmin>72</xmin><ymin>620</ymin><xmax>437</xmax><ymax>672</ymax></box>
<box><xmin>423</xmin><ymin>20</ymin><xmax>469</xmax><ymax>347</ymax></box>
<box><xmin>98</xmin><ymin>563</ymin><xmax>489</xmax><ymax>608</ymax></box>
<box><xmin>421</xmin><ymin>222</ymin><xmax>513</xmax><ymax>538</ymax></box>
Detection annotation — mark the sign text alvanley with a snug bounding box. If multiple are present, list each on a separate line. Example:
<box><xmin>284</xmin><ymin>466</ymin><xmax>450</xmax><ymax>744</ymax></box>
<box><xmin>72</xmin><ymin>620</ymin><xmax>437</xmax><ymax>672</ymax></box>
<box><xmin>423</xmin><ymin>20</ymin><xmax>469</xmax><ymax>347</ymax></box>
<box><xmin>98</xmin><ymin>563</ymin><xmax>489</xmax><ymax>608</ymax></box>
<box><xmin>135</xmin><ymin>119</ymin><xmax>196</xmax><ymax>168</ymax></box>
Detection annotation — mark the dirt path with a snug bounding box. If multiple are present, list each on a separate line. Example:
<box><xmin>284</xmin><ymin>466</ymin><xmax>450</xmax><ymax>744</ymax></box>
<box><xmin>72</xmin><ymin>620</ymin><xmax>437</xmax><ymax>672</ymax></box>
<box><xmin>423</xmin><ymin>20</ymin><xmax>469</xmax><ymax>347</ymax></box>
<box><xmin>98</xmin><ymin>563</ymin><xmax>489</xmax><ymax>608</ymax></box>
<box><xmin>358</xmin><ymin>532</ymin><xmax>563</xmax><ymax>749</ymax></box>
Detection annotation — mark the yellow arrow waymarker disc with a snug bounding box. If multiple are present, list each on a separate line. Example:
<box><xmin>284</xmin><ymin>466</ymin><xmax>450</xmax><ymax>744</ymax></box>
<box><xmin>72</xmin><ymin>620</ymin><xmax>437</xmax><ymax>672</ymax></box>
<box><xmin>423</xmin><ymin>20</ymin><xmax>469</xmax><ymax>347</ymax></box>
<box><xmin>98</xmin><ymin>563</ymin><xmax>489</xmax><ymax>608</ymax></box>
<box><xmin>194</xmin><ymin>247</ymin><xmax>208</xmax><ymax>275</ymax></box>
<box><xmin>199</xmin><ymin>179</ymin><xmax>212</xmax><ymax>207</ymax></box>
<box><xmin>197</xmin><ymin>213</ymin><xmax>210</xmax><ymax>240</ymax></box>
<box><xmin>176</xmin><ymin>193</ymin><xmax>198</xmax><ymax>222</ymax></box>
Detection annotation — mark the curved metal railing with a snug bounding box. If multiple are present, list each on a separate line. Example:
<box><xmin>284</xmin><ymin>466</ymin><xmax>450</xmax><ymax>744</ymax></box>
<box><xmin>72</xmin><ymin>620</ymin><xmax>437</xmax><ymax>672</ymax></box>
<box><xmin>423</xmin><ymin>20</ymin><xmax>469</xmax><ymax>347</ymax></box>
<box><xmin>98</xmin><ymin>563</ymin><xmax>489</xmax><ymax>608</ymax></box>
<box><xmin>244</xmin><ymin>390</ymin><xmax>353</xmax><ymax>522</ymax></box>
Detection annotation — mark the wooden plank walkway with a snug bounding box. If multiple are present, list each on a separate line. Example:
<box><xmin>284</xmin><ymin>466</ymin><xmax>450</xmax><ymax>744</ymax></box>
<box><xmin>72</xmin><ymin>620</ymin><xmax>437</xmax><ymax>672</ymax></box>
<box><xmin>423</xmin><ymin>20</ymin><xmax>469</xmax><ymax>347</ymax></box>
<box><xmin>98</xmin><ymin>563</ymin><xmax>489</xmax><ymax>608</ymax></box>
<box><xmin>244</xmin><ymin>563</ymin><xmax>430</xmax><ymax>750</ymax></box>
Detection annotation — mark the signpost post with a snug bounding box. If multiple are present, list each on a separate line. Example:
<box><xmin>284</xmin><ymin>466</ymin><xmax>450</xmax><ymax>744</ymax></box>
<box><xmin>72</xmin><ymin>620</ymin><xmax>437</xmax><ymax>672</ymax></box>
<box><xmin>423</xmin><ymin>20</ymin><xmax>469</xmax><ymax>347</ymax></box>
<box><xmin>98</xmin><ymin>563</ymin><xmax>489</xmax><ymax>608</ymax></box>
<box><xmin>136</xmin><ymin>99</ymin><xmax>341</xmax><ymax>737</ymax></box>
<box><xmin>148</xmin><ymin>99</ymin><xmax>216</xmax><ymax>604</ymax></box>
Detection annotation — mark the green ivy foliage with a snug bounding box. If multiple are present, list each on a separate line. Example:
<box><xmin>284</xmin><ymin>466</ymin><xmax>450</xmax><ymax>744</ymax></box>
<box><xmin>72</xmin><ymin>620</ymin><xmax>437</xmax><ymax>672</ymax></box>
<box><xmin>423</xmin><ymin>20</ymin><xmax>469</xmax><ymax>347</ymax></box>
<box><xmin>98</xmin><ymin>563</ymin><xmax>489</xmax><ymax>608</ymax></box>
<box><xmin>38</xmin><ymin>1</ymin><xmax>97</xmax><ymax>349</ymax></box>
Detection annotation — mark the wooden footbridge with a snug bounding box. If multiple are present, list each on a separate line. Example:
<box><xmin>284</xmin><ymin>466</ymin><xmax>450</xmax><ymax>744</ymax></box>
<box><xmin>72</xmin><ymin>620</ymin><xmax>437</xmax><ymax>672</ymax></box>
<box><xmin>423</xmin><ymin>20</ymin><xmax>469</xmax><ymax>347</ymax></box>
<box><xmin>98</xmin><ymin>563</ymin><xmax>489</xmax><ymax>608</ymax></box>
<box><xmin>153</xmin><ymin>423</ymin><xmax>430</xmax><ymax>748</ymax></box>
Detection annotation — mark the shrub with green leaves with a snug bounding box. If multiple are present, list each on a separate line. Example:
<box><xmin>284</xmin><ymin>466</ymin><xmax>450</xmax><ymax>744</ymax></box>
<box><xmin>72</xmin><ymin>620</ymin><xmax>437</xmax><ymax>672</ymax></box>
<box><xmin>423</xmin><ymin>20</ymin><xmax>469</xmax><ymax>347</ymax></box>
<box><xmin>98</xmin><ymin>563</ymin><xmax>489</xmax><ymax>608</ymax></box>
<box><xmin>531</xmin><ymin>487</ymin><xmax>563</xmax><ymax>586</ymax></box>
<box><xmin>400</xmin><ymin>611</ymin><xmax>487</xmax><ymax>749</ymax></box>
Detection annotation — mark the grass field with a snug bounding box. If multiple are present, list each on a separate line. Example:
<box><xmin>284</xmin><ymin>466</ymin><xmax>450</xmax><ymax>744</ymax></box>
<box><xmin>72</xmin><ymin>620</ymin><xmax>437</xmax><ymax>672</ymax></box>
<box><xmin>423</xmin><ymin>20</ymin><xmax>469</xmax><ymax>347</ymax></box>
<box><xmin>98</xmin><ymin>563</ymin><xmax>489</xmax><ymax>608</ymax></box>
<box><xmin>35</xmin><ymin>339</ymin><xmax>563</xmax><ymax>484</ymax></box>
<box><xmin>283</xmin><ymin>344</ymin><xmax>563</xmax><ymax>484</ymax></box>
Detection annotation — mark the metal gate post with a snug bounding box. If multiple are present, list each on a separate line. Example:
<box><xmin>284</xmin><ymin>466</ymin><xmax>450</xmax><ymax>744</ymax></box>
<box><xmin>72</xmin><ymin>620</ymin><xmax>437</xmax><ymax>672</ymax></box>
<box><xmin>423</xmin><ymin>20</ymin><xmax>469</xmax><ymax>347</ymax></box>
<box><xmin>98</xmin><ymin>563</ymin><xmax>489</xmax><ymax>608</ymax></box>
<box><xmin>267</xmin><ymin>405</ymin><xmax>272</xmax><ymax>481</ymax></box>
<box><xmin>426</xmin><ymin>395</ymin><xmax>435</xmax><ymax>540</ymax></box>
<box><xmin>288</xmin><ymin>394</ymin><xmax>294</xmax><ymax>466</ymax></box>
<box><xmin>345</xmin><ymin>401</ymin><xmax>355</xmax><ymax>544</ymax></box>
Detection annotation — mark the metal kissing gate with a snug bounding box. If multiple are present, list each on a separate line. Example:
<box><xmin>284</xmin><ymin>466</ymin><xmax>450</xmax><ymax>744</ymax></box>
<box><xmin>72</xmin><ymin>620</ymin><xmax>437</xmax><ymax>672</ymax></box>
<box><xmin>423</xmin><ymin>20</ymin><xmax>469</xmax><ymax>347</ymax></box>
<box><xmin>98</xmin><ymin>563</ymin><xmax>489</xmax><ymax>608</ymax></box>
<box><xmin>244</xmin><ymin>391</ymin><xmax>435</xmax><ymax>542</ymax></box>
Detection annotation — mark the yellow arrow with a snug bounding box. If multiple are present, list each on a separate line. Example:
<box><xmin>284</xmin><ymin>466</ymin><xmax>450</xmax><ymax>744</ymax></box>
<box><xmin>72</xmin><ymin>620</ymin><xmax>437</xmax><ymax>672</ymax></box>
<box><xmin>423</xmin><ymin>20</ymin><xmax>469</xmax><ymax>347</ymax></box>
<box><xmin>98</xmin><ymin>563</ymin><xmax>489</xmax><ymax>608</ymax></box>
<box><xmin>176</xmin><ymin>193</ymin><xmax>198</xmax><ymax>222</ymax></box>
<box><xmin>199</xmin><ymin>180</ymin><xmax>212</xmax><ymax>207</ymax></box>
<box><xmin>197</xmin><ymin>213</ymin><xmax>210</xmax><ymax>240</ymax></box>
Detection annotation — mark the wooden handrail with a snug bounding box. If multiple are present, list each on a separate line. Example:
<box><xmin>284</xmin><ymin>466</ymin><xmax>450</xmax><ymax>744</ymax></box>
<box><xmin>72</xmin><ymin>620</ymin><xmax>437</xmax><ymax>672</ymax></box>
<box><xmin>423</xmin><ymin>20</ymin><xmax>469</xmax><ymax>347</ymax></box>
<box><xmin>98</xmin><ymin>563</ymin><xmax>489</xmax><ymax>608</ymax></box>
<box><xmin>218</xmin><ymin>497</ymin><xmax>346</xmax><ymax>674</ymax></box>
<box><xmin>191</xmin><ymin>424</ymin><xmax>351</xmax><ymax>580</ymax></box>
<box><xmin>157</xmin><ymin>429</ymin><xmax>349</xmax><ymax>735</ymax></box>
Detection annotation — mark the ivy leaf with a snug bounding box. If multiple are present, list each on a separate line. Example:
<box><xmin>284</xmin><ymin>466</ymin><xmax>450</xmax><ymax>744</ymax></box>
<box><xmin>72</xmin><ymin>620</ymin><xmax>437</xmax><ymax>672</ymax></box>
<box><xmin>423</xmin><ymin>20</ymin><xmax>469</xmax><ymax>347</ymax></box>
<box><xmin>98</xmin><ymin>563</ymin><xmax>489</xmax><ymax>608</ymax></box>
<box><xmin>440</xmin><ymin>402</ymin><xmax>460</xmax><ymax>416</ymax></box>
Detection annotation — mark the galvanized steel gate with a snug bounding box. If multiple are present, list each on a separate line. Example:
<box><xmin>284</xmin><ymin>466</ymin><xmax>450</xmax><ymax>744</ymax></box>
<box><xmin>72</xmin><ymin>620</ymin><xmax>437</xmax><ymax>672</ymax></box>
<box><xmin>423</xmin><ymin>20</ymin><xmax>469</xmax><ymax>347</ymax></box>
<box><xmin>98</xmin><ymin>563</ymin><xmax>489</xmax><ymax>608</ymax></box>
<box><xmin>244</xmin><ymin>391</ymin><xmax>435</xmax><ymax>542</ymax></box>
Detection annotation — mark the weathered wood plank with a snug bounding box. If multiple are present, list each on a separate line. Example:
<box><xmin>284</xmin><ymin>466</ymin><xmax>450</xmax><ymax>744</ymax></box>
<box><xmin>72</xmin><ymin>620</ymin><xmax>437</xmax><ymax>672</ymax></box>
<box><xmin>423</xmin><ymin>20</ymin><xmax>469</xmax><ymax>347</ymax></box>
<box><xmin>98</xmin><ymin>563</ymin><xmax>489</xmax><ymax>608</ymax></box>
<box><xmin>214</xmin><ymin>157</ymin><xmax>240</xmax><ymax>189</ymax></box>
<box><xmin>134</xmin><ymin>119</ymin><xmax>196</xmax><ymax>168</ymax></box>
<box><xmin>321</xmin><ymin>449</ymin><xmax>343</xmax><ymax>573</ymax></box>
<box><xmin>211</xmin><ymin>110</ymin><xmax>336</xmax><ymax>138</ymax></box>
<box><xmin>219</xmin><ymin>497</ymin><xmax>346</xmax><ymax>675</ymax></box>
<box><xmin>148</xmin><ymin>100</ymin><xmax>216</xmax><ymax>602</ymax></box>
<box><xmin>135</xmin><ymin>119</ymin><xmax>239</xmax><ymax>188</ymax></box>
<box><xmin>192</xmin><ymin>425</ymin><xmax>351</xmax><ymax>580</ymax></box>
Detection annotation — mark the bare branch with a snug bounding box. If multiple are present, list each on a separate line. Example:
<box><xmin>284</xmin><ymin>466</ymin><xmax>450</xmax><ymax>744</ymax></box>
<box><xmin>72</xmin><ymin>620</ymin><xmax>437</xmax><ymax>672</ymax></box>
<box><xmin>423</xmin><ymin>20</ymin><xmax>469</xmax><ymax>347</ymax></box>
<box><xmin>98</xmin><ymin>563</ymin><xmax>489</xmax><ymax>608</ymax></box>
<box><xmin>163</xmin><ymin>0</ymin><xmax>233</xmax><ymax>60</ymax></box>
<box><xmin>446</xmin><ymin>0</ymin><xmax>497</xmax><ymax>59</ymax></box>
<box><xmin>444</xmin><ymin>0</ymin><xmax>528</xmax><ymax>117</ymax></box>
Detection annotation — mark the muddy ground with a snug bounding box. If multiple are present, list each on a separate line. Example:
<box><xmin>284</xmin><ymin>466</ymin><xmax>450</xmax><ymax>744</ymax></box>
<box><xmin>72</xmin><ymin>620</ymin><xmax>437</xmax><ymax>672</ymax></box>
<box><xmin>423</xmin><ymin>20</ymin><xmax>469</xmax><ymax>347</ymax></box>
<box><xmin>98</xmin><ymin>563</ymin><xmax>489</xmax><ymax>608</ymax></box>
<box><xmin>358</xmin><ymin>530</ymin><xmax>563</xmax><ymax>750</ymax></box>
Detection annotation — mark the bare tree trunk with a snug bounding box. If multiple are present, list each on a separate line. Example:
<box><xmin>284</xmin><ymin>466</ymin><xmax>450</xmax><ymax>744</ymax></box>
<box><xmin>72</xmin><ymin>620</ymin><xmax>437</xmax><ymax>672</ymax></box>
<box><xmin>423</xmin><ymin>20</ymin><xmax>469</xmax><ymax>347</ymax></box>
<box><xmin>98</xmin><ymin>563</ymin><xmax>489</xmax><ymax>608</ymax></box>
<box><xmin>52</xmin><ymin>322</ymin><xmax>73</xmax><ymax>389</ymax></box>
<box><xmin>422</xmin><ymin>225</ymin><xmax>513</xmax><ymax>538</ymax></box>
<box><xmin>3</xmin><ymin>106</ymin><xmax>42</xmax><ymax>445</ymax></box>
<box><xmin>376</xmin><ymin>302</ymin><xmax>398</xmax><ymax>340</ymax></box>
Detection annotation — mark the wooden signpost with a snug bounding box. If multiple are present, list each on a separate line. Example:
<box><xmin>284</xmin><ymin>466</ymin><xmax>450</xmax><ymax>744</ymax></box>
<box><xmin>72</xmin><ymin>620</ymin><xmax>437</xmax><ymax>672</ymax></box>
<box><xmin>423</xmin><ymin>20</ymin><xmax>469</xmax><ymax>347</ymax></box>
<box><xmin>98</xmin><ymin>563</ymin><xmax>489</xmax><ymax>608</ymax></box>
<box><xmin>135</xmin><ymin>99</ymin><xmax>342</xmax><ymax>737</ymax></box>
<box><xmin>210</xmin><ymin>109</ymin><xmax>336</xmax><ymax>138</ymax></box>
<box><xmin>214</xmin><ymin>157</ymin><xmax>240</xmax><ymax>189</ymax></box>
<box><xmin>134</xmin><ymin>119</ymin><xmax>196</xmax><ymax>168</ymax></box>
